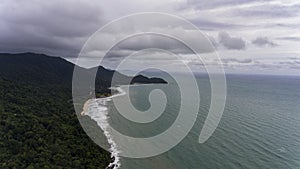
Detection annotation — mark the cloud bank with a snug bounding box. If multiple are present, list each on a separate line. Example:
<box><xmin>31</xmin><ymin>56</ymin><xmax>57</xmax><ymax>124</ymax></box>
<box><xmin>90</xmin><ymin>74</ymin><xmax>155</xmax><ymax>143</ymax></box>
<box><xmin>0</xmin><ymin>0</ymin><xmax>299</xmax><ymax>74</ymax></box>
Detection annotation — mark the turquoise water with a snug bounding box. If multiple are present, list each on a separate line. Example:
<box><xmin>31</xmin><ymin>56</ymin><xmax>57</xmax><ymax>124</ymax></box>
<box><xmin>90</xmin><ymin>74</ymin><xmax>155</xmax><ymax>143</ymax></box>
<box><xmin>103</xmin><ymin>74</ymin><xmax>300</xmax><ymax>169</ymax></box>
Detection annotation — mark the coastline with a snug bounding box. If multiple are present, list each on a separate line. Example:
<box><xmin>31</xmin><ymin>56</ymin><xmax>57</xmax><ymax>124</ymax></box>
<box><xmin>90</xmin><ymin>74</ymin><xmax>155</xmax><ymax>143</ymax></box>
<box><xmin>81</xmin><ymin>87</ymin><xmax>126</xmax><ymax>169</ymax></box>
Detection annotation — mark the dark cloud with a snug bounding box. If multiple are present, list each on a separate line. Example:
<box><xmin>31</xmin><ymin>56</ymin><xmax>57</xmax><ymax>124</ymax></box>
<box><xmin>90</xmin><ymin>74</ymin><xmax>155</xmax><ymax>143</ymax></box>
<box><xmin>218</xmin><ymin>31</ymin><xmax>246</xmax><ymax>50</ymax></box>
<box><xmin>0</xmin><ymin>0</ymin><xmax>104</xmax><ymax>57</ymax></box>
<box><xmin>252</xmin><ymin>37</ymin><xmax>277</xmax><ymax>47</ymax></box>
<box><xmin>0</xmin><ymin>0</ymin><xmax>299</xmax><ymax>74</ymax></box>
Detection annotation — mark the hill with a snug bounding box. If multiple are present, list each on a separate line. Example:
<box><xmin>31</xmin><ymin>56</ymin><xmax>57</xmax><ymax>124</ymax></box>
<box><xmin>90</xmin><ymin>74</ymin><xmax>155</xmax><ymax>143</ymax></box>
<box><xmin>0</xmin><ymin>52</ymin><xmax>167</xmax><ymax>88</ymax></box>
<box><xmin>0</xmin><ymin>52</ymin><xmax>166</xmax><ymax>169</ymax></box>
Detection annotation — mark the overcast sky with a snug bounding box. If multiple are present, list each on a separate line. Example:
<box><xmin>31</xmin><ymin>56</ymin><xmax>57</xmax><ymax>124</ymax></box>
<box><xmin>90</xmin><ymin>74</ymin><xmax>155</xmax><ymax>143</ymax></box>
<box><xmin>0</xmin><ymin>0</ymin><xmax>300</xmax><ymax>75</ymax></box>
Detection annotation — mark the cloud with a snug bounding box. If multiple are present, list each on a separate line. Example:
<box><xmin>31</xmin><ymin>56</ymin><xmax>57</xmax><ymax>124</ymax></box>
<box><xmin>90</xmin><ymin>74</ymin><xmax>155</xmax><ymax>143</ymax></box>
<box><xmin>189</xmin><ymin>18</ymin><xmax>243</xmax><ymax>31</ymax></box>
<box><xmin>278</xmin><ymin>57</ymin><xmax>300</xmax><ymax>65</ymax></box>
<box><xmin>222</xmin><ymin>58</ymin><xmax>252</xmax><ymax>64</ymax></box>
<box><xmin>115</xmin><ymin>34</ymin><xmax>193</xmax><ymax>55</ymax></box>
<box><xmin>218</xmin><ymin>31</ymin><xmax>246</xmax><ymax>50</ymax></box>
<box><xmin>0</xmin><ymin>0</ymin><xmax>104</xmax><ymax>57</ymax></box>
<box><xmin>252</xmin><ymin>37</ymin><xmax>277</xmax><ymax>47</ymax></box>
<box><xmin>276</xmin><ymin>37</ymin><xmax>300</xmax><ymax>42</ymax></box>
<box><xmin>234</xmin><ymin>3</ymin><xmax>300</xmax><ymax>18</ymax></box>
<box><xmin>0</xmin><ymin>0</ymin><xmax>299</xmax><ymax>75</ymax></box>
<box><xmin>183</xmin><ymin>0</ymin><xmax>271</xmax><ymax>11</ymax></box>
<box><xmin>80</xmin><ymin>26</ymin><xmax>218</xmax><ymax>61</ymax></box>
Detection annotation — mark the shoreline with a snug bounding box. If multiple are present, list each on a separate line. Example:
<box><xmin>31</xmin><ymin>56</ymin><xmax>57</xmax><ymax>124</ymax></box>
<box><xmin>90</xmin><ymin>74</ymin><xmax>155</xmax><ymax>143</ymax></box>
<box><xmin>81</xmin><ymin>86</ymin><xmax>126</xmax><ymax>169</ymax></box>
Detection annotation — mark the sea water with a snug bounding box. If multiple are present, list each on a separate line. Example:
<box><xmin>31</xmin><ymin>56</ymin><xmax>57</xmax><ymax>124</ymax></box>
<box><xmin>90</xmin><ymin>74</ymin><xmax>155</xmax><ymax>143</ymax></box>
<box><xmin>85</xmin><ymin>74</ymin><xmax>300</xmax><ymax>169</ymax></box>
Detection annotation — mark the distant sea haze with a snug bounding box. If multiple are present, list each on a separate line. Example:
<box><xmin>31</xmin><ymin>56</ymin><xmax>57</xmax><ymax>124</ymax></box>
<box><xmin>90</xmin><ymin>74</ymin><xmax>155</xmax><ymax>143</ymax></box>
<box><xmin>84</xmin><ymin>74</ymin><xmax>300</xmax><ymax>169</ymax></box>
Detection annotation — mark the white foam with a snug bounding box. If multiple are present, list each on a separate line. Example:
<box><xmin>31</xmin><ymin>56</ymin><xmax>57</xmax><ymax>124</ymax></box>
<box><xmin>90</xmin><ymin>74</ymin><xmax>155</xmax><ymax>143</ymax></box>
<box><xmin>81</xmin><ymin>86</ymin><xmax>126</xmax><ymax>169</ymax></box>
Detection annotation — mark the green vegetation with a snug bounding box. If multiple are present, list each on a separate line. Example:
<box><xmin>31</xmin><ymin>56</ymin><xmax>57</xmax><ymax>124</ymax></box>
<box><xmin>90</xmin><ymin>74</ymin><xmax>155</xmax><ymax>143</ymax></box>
<box><xmin>0</xmin><ymin>77</ymin><xmax>110</xmax><ymax>169</ymax></box>
<box><xmin>0</xmin><ymin>52</ymin><xmax>167</xmax><ymax>168</ymax></box>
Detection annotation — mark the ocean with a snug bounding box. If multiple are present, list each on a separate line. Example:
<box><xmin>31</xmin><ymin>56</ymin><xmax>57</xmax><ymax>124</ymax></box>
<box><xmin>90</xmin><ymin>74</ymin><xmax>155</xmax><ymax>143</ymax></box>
<box><xmin>83</xmin><ymin>74</ymin><xmax>300</xmax><ymax>169</ymax></box>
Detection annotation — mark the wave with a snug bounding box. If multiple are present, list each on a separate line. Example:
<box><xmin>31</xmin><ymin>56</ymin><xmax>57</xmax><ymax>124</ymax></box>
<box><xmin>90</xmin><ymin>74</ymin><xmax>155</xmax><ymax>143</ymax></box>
<box><xmin>81</xmin><ymin>87</ymin><xmax>126</xmax><ymax>169</ymax></box>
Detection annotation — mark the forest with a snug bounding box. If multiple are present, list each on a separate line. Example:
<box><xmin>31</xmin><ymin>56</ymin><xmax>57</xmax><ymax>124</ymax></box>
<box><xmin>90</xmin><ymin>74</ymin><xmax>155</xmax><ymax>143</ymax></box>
<box><xmin>0</xmin><ymin>53</ymin><xmax>166</xmax><ymax>168</ymax></box>
<box><xmin>0</xmin><ymin>77</ymin><xmax>111</xmax><ymax>168</ymax></box>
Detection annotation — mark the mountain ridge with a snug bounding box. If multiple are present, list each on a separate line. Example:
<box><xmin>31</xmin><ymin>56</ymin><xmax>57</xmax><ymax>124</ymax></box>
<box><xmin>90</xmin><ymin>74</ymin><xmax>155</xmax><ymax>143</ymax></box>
<box><xmin>0</xmin><ymin>52</ymin><xmax>167</xmax><ymax>88</ymax></box>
